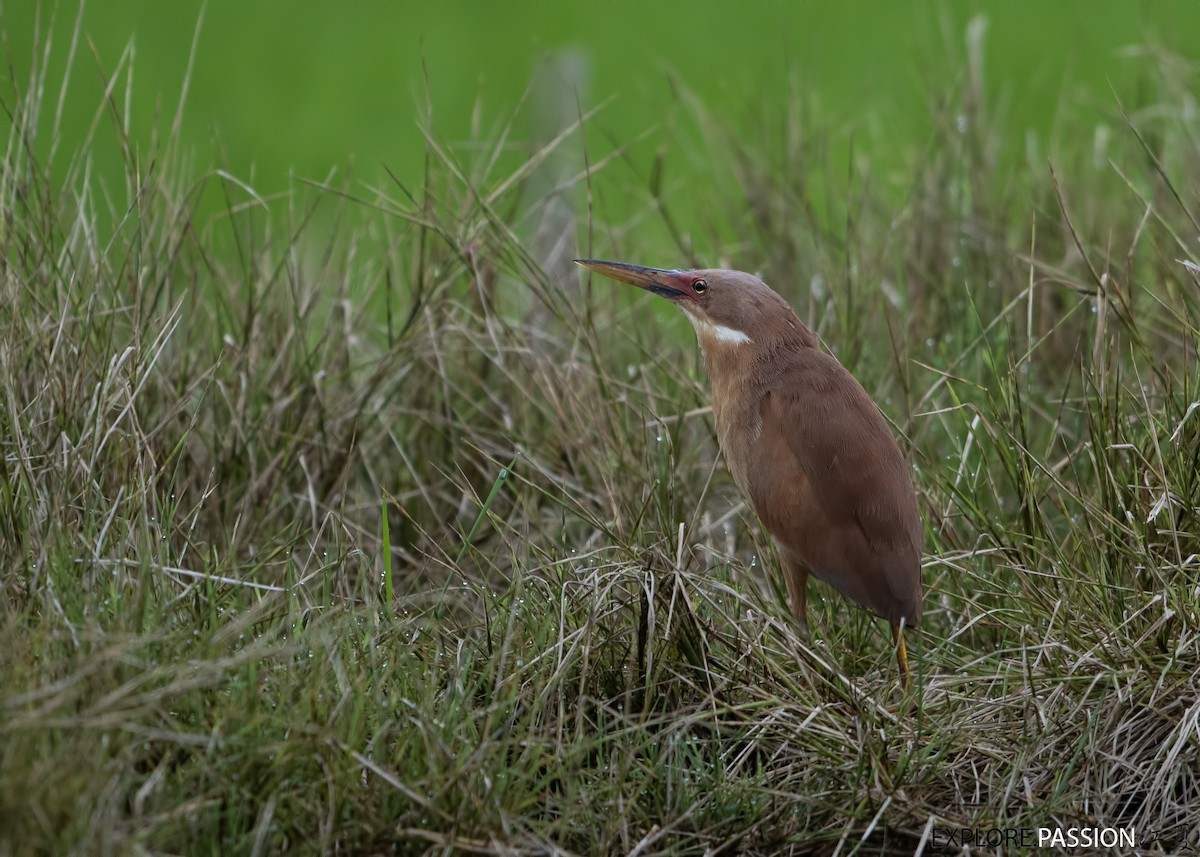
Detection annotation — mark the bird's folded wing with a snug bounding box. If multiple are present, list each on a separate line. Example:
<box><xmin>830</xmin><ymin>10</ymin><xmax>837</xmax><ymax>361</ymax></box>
<box><xmin>760</xmin><ymin>351</ymin><xmax>921</xmax><ymax>563</ymax></box>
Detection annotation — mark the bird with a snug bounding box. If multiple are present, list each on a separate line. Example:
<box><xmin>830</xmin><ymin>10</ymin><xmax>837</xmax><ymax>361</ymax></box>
<box><xmin>574</xmin><ymin>258</ymin><xmax>923</xmax><ymax>685</ymax></box>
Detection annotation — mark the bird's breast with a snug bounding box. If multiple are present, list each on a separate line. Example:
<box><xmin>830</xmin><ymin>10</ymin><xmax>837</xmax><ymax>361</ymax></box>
<box><xmin>706</xmin><ymin>360</ymin><xmax>764</xmax><ymax>500</ymax></box>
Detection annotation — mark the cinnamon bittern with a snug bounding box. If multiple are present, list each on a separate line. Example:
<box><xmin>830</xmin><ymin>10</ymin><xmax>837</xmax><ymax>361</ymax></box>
<box><xmin>575</xmin><ymin>259</ymin><xmax>923</xmax><ymax>684</ymax></box>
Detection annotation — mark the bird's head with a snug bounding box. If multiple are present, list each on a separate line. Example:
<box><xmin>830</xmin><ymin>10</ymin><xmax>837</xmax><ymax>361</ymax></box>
<box><xmin>573</xmin><ymin>258</ymin><xmax>804</xmax><ymax>349</ymax></box>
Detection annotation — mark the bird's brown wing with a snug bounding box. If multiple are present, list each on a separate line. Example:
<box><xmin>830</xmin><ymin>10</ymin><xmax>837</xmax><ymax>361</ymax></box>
<box><xmin>748</xmin><ymin>348</ymin><xmax>923</xmax><ymax>626</ymax></box>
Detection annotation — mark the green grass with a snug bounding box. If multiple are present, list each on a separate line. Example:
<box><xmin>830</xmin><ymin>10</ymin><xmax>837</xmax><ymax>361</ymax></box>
<box><xmin>7</xmin><ymin>2</ymin><xmax>1200</xmax><ymax>227</ymax></box>
<box><xmin>3</xmin><ymin>15</ymin><xmax>1200</xmax><ymax>857</ymax></box>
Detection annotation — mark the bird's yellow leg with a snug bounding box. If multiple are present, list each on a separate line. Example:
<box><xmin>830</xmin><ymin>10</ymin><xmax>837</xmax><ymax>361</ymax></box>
<box><xmin>892</xmin><ymin>623</ymin><xmax>910</xmax><ymax>688</ymax></box>
<box><xmin>784</xmin><ymin>562</ymin><xmax>810</xmax><ymax>641</ymax></box>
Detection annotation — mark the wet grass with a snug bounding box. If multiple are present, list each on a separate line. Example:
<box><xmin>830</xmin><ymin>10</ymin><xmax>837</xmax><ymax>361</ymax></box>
<box><xmin>2</xmin><ymin>18</ymin><xmax>1200</xmax><ymax>857</ymax></box>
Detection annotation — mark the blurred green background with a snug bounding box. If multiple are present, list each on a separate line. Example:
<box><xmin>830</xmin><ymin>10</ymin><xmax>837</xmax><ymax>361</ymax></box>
<box><xmin>5</xmin><ymin>1</ymin><xmax>1197</xmax><ymax>216</ymax></box>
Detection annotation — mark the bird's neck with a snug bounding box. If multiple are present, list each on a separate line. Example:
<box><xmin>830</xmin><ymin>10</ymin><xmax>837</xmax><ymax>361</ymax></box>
<box><xmin>686</xmin><ymin>308</ymin><xmax>817</xmax><ymax>368</ymax></box>
<box><xmin>690</xmin><ymin>314</ymin><xmax>814</xmax><ymax>427</ymax></box>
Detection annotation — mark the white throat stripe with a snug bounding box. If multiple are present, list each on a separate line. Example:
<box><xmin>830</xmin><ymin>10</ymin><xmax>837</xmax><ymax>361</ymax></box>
<box><xmin>711</xmin><ymin>324</ymin><xmax>753</xmax><ymax>345</ymax></box>
<box><xmin>687</xmin><ymin>313</ymin><xmax>752</xmax><ymax>345</ymax></box>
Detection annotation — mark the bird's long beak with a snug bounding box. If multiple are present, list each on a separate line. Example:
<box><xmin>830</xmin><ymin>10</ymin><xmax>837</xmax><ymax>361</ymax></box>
<box><xmin>574</xmin><ymin>259</ymin><xmax>690</xmax><ymax>301</ymax></box>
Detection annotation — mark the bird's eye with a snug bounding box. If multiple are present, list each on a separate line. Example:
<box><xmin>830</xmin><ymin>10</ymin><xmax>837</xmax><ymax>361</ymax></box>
<box><xmin>694</xmin><ymin>279</ymin><xmax>707</xmax><ymax>294</ymax></box>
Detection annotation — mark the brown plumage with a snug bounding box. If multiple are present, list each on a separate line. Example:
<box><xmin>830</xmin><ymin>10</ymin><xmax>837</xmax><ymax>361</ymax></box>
<box><xmin>575</xmin><ymin>259</ymin><xmax>923</xmax><ymax>683</ymax></box>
